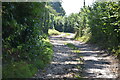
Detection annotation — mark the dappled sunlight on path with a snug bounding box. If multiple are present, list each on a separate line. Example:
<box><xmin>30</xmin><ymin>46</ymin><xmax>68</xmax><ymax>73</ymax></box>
<box><xmin>35</xmin><ymin>33</ymin><xmax>119</xmax><ymax>79</ymax></box>
<box><xmin>35</xmin><ymin>33</ymin><xmax>81</xmax><ymax>78</ymax></box>
<box><xmin>72</xmin><ymin>39</ymin><xmax>118</xmax><ymax>78</ymax></box>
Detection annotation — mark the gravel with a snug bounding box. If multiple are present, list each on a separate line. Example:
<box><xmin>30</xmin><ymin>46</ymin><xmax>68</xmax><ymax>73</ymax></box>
<box><xmin>34</xmin><ymin>33</ymin><xmax>119</xmax><ymax>79</ymax></box>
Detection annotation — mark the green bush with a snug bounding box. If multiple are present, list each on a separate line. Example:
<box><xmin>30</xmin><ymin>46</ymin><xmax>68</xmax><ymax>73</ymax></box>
<box><xmin>3</xmin><ymin>61</ymin><xmax>37</xmax><ymax>78</ymax></box>
<box><xmin>72</xmin><ymin>2</ymin><xmax>119</xmax><ymax>55</ymax></box>
<box><xmin>28</xmin><ymin>39</ymin><xmax>53</xmax><ymax>69</ymax></box>
<box><xmin>33</xmin><ymin>59</ymin><xmax>45</xmax><ymax>69</ymax></box>
<box><xmin>2</xmin><ymin>2</ymin><xmax>54</xmax><ymax>78</ymax></box>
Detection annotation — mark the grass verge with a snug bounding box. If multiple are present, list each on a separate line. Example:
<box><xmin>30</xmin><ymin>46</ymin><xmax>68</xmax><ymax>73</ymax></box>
<box><xmin>48</xmin><ymin>29</ymin><xmax>61</xmax><ymax>36</ymax></box>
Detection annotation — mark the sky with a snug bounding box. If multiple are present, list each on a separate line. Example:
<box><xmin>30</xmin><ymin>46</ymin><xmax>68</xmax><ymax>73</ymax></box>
<box><xmin>61</xmin><ymin>0</ymin><xmax>95</xmax><ymax>16</ymax></box>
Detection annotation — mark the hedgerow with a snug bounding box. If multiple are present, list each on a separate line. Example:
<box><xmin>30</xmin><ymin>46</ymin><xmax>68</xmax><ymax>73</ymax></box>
<box><xmin>2</xmin><ymin>2</ymin><xmax>54</xmax><ymax>78</ymax></box>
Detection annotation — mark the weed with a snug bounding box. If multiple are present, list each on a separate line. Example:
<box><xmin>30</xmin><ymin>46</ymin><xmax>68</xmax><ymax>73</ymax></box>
<box><xmin>65</xmin><ymin>43</ymin><xmax>79</xmax><ymax>50</ymax></box>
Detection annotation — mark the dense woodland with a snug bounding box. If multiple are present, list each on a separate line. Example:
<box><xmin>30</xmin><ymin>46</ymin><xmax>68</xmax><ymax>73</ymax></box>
<box><xmin>2</xmin><ymin>1</ymin><xmax>120</xmax><ymax>78</ymax></box>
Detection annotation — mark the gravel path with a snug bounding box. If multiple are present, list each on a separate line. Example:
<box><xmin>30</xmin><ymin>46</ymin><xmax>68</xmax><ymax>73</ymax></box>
<box><xmin>35</xmin><ymin>33</ymin><xmax>119</xmax><ymax>79</ymax></box>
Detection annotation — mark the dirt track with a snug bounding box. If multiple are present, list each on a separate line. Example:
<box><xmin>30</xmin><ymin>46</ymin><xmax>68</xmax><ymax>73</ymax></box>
<box><xmin>35</xmin><ymin>33</ymin><xmax>119</xmax><ymax>79</ymax></box>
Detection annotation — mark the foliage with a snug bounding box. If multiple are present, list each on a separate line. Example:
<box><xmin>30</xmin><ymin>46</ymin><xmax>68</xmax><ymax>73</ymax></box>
<box><xmin>61</xmin><ymin>1</ymin><xmax>120</xmax><ymax>56</ymax></box>
<box><xmin>3</xmin><ymin>61</ymin><xmax>37</xmax><ymax>78</ymax></box>
<box><xmin>49</xmin><ymin>2</ymin><xmax>65</xmax><ymax>16</ymax></box>
<box><xmin>53</xmin><ymin>16</ymin><xmax>65</xmax><ymax>32</ymax></box>
<box><xmin>61</xmin><ymin>33</ymin><xmax>71</xmax><ymax>37</ymax></box>
<box><xmin>48</xmin><ymin>2</ymin><xmax>65</xmax><ymax>32</ymax></box>
<box><xmin>48</xmin><ymin>29</ymin><xmax>61</xmax><ymax>35</ymax></box>
<box><xmin>81</xmin><ymin>2</ymin><xmax>120</xmax><ymax>54</ymax></box>
<box><xmin>74</xmin><ymin>30</ymin><xmax>91</xmax><ymax>43</ymax></box>
<box><xmin>2</xmin><ymin>2</ymin><xmax>56</xmax><ymax>78</ymax></box>
<box><xmin>53</xmin><ymin>14</ymin><xmax>77</xmax><ymax>33</ymax></box>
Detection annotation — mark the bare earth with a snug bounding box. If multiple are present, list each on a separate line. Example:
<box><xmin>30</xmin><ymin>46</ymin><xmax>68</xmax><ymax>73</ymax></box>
<box><xmin>35</xmin><ymin>33</ymin><xmax>119</xmax><ymax>79</ymax></box>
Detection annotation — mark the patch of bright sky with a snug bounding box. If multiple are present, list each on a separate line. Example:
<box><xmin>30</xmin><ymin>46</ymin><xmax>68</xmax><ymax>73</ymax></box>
<box><xmin>61</xmin><ymin>0</ymin><xmax>95</xmax><ymax>16</ymax></box>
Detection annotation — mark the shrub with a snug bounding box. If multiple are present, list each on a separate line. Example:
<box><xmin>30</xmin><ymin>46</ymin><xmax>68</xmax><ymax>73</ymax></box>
<box><xmin>72</xmin><ymin>2</ymin><xmax>119</xmax><ymax>55</ymax></box>
<box><xmin>3</xmin><ymin>61</ymin><xmax>37</xmax><ymax>78</ymax></box>
<box><xmin>33</xmin><ymin>59</ymin><xmax>45</xmax><ymax>69</ymax></box>
<box><xmin>27</xmin><ymin>39</ymin><xmax>53</xmax><ymax>68</ymax></box>
<box><xmin>2</xmin><ymin>2</ymin><xmax>54</xmax><ymax>78</ymax></box>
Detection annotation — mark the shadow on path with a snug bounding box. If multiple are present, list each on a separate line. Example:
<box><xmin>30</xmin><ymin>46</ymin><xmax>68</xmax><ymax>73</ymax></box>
<box><xmin>35</xmin><ymin>33</ymin><xmax>118</xmax><ymax>79</ymax></box>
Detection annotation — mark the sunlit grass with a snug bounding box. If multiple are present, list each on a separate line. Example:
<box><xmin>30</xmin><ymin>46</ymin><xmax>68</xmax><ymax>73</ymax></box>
<box><xmin>75</xmin><ymin>34</ymin><xmax>91</xmax><ymax>43</ymax></box>
<box><xmin>62</xmin><ymin>33</ymin><xmax>71</xmax><ymax>37</ymax></box>
<box><xmin>112</xmin><ymin>46</ymin><xmax>120</xmax><ymax>59</ymax></box>
<box><xmin>79</xmin><ymin>56</ymin><xmax>83</xmax><ymax>58</ymax></box>
<box><xmin>48</xmin><ymin>29</ymin><xmax>61</xmax><ymax>35</ymax></box>
<box><xmin>42</xmin><ymin>38</ymin><xmax>50</xmax><ymax>42</ymax></box>
<box><xmin>71</xmin><ymin>50</ymin><xmax>80</xmax><ymax>53</ymax></box>
<box><xmin>75</xmin><ymin>74</ymin><xmax>82</xmax><ymax>79</ymax></box>
<box><xmin>75</xmin><ymin>66</ymin><xmax>82</xmax><ymax>79</ymax></box>
<box><xmin>74</xmin><ymin>28</ymin><xmax>91</xmax><ymax>43</ymax></box>
<box><xmin>66</xmin><ymin>33</ymin><xmax>71</xmax><ymax>36</ymax></box>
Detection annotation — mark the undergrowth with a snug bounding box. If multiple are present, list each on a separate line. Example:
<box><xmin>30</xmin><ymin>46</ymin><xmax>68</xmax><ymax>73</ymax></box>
<box><xmin>3</xmin><ymin>38</ymin><xmax>53</xmax><ymax>78</ymax></box>
<box><xmin>2</xmin><ymin>3</ymin><xmax>54</xmax><ymax>78</ymax></box>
